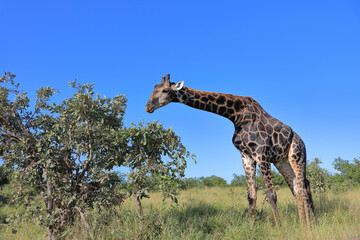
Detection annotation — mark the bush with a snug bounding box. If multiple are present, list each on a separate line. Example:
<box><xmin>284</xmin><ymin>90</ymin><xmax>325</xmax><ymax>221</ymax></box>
<box><xmin>307</xmin><ymin>158</ymin><xmax>332</xmax><ymax>193</ymax></box>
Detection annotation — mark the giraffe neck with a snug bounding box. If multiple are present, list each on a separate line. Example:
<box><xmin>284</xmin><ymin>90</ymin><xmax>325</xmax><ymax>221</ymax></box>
<box><xmin>174</xmin><ymin>87</ymin><xmax>269</xmax><ymax>125</ymax></box>
<box><xmin>174</xmin><ymin>87</ymin><xmax>242</xmax><ymax>123</ymax></box>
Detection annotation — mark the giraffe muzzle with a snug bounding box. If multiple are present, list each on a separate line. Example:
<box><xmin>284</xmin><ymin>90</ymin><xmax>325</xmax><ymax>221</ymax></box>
<box><xmin>145</xmin><ymin>105</ymin><xmax>155</xmax><ymax>113</ymax></box>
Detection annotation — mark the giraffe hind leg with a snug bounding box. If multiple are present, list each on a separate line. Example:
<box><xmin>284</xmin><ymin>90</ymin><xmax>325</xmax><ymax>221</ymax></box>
<box><xmin>288</xmin><ymin>143</ymin><xmax>311</xmax><ymax>228</ymax></box>
<box><xmin>275</xmin><ymin>159</ymin><xmax>316</xmax><ymax>223</ymax></box>
<box><xmin>302</xmin><ymin>175</ymin><xmax>311</xmax><ymax>229</ymax></box>
<box><xmin>305</xmin><ymin>178</ymin><xmax>316</xmax><ymax>216</ymax></box>
<box><xmin>274</xmin><ymin>159</ymin><xmax>296</xmax><ymax>196</ymax></box>
<box><xmin>258</xmin><ymin>159</ymin><xmax>281</xmax><ymax>226</ymax></box>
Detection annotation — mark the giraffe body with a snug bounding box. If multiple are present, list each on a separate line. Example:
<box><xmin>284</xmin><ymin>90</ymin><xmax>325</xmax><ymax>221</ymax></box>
<box><xmin>146</xmin><ymin>74</ymin><xmax>314</xmax><ymax>227</ymax></box>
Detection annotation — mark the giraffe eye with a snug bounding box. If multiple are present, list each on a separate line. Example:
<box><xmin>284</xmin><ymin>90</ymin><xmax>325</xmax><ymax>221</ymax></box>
<box><xmin>162</xmin><ymin>89</ymin><xmax>169</xmax><ymax>93</ymax></box>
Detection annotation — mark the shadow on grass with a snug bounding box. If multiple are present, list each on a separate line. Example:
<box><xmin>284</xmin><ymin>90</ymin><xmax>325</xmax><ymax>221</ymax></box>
<box><xmin>312</xmin><ymin>193</ymin><xmax>350</xmax><ymax>216</ymax></box>
<box><xmin>176</xmin><ymin>201</ymin><xmax>219</xmax><ymax>219</ymax></box>
<box><xmin>275</xmin><ymin>193</ymin><xmax>352</xmax><ymax>225</ymax></box>
<box><xmin>165</xmin><ymin>200</ymin><xmax>224</xmax><ymax>234</ymax></box>
<box><xmin>0</xmin><ymin>194</ymin><xmax>9</xmax><ymax>205</ymax></box>
<box><xmin>163</xmin><ymin>200</ymin><xmax>258</xmax><ymax>235</ymax></box>
<box><xmin>0</xmin><ymin>194</ymin><xmax>10</xmax><ymax>224</ymax></box>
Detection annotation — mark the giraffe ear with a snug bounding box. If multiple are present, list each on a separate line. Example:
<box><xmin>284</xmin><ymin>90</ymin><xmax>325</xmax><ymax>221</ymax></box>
<box><xmin>173</xmin><ymin>81</ymin><xmax>184</xmax><ymax>91</ymax></box>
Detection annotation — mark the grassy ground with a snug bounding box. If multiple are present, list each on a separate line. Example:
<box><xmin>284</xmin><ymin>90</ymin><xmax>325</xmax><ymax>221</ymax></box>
<box><xmin>1</xmin><ymin>187</ymin><xmax>359</xmax><ymax>239</ymax></box>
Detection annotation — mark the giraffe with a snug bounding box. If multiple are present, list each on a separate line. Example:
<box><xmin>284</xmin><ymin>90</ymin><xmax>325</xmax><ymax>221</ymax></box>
<box><xmin>145</xmin><ymin>73</ymin><xmax>314</xmax><ymax>227</ymax></box>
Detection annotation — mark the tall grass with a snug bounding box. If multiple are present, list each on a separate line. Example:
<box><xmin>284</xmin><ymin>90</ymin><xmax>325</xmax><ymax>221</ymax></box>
<box><xmin>1</xmin><ymin>187</ymin><xmax>359</xmax><ymax>239</ymax></box>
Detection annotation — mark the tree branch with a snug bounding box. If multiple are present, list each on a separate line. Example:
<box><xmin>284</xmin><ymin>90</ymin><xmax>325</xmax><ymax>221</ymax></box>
<box><xmin>74</xmin><ymin>206</ymin><xmax>93</xmax><ymax>238</ymax></box>
<box><xmin>0</xmin><ymin>129</ymin><xmax>21</xmax><ymax>142</ymax></box>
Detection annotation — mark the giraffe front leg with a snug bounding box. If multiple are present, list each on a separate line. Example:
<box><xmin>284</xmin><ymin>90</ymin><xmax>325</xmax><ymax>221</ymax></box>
<box><xmin>242</xmin><ymin>156</ymin><xmax>257</xmax><ymax>221</ymax></box>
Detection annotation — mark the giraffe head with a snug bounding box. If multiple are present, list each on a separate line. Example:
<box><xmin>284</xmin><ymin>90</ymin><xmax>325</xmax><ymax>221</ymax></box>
<box><xmin>145</xmin><ymin>73</ymin><xmax>184</xmax><ymax>113</ymax></box>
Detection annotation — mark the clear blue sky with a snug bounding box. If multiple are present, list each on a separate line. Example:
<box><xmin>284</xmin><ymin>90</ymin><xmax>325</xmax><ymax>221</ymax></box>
<box><xmin>1</xmin><ymin>0</ymin><xmax>360</xmax><ymax>182</ymax></box>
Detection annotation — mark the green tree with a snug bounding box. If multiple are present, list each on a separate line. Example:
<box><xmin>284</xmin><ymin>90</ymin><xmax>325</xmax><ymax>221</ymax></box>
<box><xmin>199</xmin><ymin>175</ymin><xmax>228</xmax><ymax>187</ymax></box>
<box><xmin>271</xmin><ymin>170</ymin><xmax>287</xmax><ymax>187</ymax></box>
<box><xmin>123</xmin><ymin>121</ymin><xmax>195</xmax><ymax>218</ymax></box>
<box><xmin>0</xmin><ymin>73</ymin><xmax>127</xmax><ymax>240</ymax></box>
<box><xmin>179</xmin><ymin>177</ymin><xmax>202</xmax><ymax>189</ymax></box>
<box><xmin>331</xmin><ymin>157</ymin><xmax>360</xmax><ymax>191</ymax></box>
<box><xmin>333</xmin><ymin>157</ymin><xmax>360</xmax><ymax>183</ymax></box>
<box><xmin>230</xmin><ymin>174</ymin><xmax>247</xmax><ymax>187</ymax></box>
<box><xmin>307</xmin><ymin>158</ymin><xmax>331</xmax><ymax>192</ymax></box>
<box><xmin>254</xmin><ymin>169</ymin><xmax>287</xmax><ymax>190</ymax></box>
<box><xmin>0</xmin><ymin>165</ymin><xmax>9</xmax><ymax>186</ymax></box>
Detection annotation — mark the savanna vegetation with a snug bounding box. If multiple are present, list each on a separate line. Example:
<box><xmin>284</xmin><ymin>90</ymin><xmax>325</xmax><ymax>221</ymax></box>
<box><xmin>1</xmin><ymin>72</ymin><xmax>359</xmax><ymax>239</ymax></box>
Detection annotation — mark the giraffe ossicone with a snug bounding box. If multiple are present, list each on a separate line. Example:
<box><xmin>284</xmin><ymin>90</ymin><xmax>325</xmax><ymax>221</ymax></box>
<box><xmin>146</xmin><ymin>73</ymin><xmax>314</xmax><ymax>228</ymax></box>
